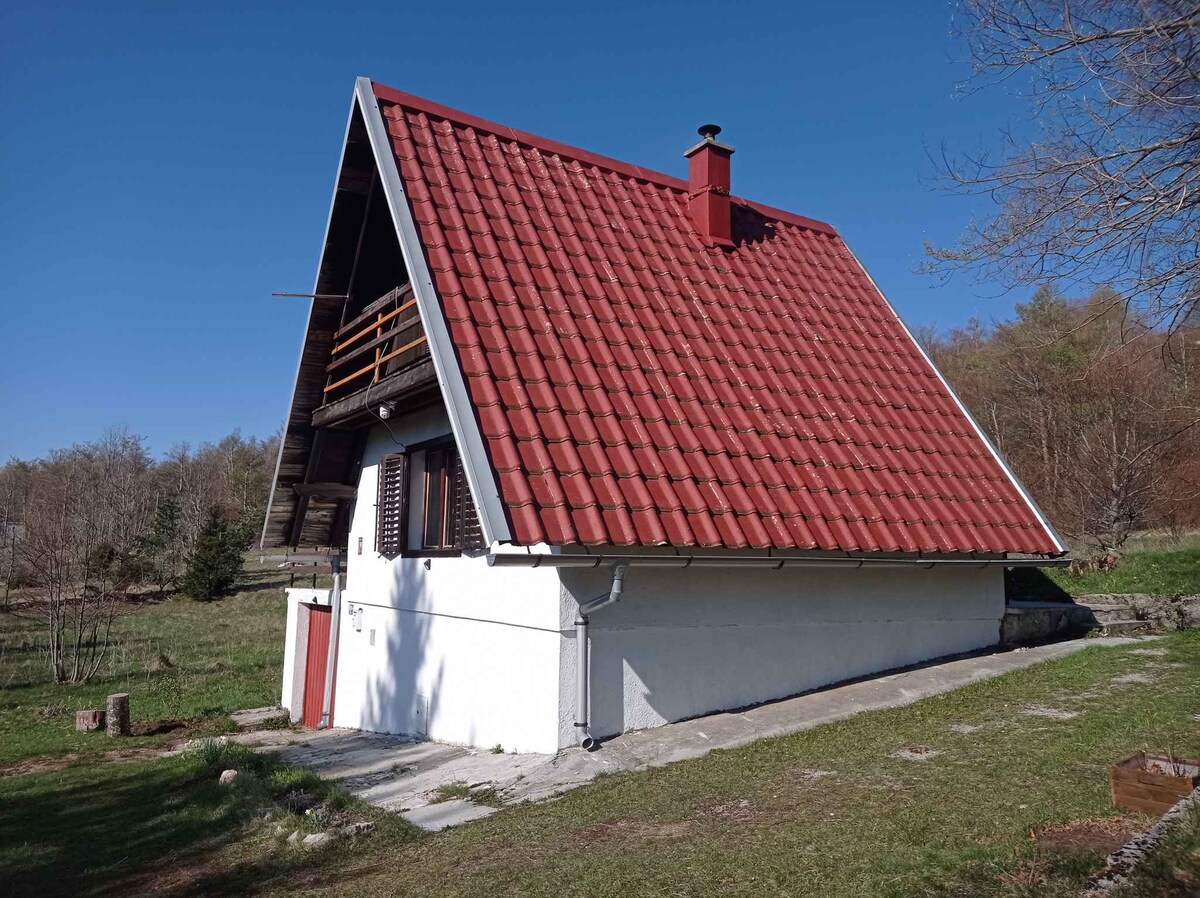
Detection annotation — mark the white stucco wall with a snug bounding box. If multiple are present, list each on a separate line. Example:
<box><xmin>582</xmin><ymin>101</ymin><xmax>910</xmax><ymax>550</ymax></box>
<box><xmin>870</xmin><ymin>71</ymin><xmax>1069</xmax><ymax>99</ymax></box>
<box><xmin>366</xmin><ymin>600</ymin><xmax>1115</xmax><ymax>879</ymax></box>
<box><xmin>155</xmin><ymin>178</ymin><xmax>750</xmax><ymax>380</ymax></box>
<box><xmin>554</xmin><ymin>563</ymin><xmax>1006</xmax><ymax>749</ymax></box>
<box><xmin>318</xmin><ymin>406</ymin><xmax>1008</xmax><ymax>755</ymax></box>
<box><xmin>333</xmin><ymin>413</ymin><xmax>563</xmax><ymax>754</ymax></box>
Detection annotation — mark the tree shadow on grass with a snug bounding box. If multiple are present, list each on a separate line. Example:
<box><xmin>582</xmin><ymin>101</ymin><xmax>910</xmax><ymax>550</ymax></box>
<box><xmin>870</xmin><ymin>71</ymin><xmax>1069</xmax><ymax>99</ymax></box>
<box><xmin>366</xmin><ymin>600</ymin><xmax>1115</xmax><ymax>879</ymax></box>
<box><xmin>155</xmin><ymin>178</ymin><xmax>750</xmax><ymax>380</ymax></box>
<box><xmin>0</xmin><ymin>756</ymin><xmax>377</xmax><ymax>898</ymax></box>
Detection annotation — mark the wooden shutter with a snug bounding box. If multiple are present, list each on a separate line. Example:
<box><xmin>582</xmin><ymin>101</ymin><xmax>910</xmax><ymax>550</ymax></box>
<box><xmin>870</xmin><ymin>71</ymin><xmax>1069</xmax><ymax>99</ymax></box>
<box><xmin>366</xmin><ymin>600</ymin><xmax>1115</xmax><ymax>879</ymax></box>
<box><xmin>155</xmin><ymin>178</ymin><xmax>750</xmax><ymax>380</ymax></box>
<box><xmin>376</xmin><ymin>453</ymin><xmax>408</xmax><ymax>556</ymax></box>
<box><xmin>450</xmin><ymin>454</ymin><xmax>485</xmax><ymax>551</ymax></box>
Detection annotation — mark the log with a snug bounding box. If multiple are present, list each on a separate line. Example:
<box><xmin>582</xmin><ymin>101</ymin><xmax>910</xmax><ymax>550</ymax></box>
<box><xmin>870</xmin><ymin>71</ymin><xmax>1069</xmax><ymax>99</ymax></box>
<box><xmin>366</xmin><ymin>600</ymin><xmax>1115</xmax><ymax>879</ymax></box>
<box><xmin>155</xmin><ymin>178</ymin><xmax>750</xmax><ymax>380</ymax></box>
<box><xmin>75</xmin><ymin>710</ymin><xmax>105</xmax><ymax>732</ymax></box>
<box><xmin>106</xmin><ymin>693</ymin><xmax>131</xmax><ymax>737</ymax></box>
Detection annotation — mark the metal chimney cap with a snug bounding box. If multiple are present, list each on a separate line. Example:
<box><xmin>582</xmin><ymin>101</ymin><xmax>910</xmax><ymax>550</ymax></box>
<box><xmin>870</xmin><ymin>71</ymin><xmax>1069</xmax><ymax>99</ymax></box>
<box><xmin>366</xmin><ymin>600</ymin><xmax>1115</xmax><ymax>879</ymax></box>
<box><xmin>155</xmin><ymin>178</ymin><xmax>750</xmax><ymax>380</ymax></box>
<box><xmin>697</xmin><ymin>123</ymin><xmax>722</xmax><ymax>140</ymax></box>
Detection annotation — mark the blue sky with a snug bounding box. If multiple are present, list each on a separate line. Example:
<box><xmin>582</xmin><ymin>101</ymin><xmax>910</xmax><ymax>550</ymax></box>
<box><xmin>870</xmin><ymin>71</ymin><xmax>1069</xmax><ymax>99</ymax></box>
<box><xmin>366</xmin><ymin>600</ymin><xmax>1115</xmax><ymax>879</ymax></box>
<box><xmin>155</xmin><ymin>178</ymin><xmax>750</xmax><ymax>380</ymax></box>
<box><xmin>0</xmin><ymin>1</ymin><xmax>1031</xmax><ymax>460</ymax></box>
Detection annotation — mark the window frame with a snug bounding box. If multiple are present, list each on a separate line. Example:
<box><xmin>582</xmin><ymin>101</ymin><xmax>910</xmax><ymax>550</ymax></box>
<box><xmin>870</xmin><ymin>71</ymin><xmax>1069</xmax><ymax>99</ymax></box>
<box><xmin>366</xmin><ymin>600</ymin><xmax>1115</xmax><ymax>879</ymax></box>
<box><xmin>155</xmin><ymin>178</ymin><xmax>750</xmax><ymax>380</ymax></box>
<box><xmin>376</xmin><ymin>436</ymin><xmax>483</xmax><ymax>558</ymax></box>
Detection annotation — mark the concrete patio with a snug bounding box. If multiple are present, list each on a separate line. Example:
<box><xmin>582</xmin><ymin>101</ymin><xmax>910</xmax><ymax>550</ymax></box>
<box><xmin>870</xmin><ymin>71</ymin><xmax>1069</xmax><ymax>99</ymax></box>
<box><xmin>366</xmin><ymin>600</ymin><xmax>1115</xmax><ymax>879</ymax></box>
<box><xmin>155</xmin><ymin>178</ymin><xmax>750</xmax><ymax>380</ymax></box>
<box><xmin>237</xmin><ymin>635</ymin><xmax>1147</xmax><ymax>831</ymax></box>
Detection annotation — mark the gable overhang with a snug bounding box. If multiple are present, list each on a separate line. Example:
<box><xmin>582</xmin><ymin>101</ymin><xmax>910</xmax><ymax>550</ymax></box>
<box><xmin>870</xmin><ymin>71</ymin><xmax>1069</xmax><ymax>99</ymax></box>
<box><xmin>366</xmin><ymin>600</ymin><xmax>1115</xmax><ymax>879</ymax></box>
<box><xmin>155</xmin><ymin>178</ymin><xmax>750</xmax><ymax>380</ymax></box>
<box><xmin>354</xmin><ymin>77</ymin><xmax>512</xmax><ymax>545</ymax></box>
<box><xmin>262</xmin><ymin>80</ymin><xmax>512</xmax><ymax>549</ymax></box>
<box><xmin>260</xmin><ymin>94</ymin><xmax>359</xmax><ymax>551</ymax></box>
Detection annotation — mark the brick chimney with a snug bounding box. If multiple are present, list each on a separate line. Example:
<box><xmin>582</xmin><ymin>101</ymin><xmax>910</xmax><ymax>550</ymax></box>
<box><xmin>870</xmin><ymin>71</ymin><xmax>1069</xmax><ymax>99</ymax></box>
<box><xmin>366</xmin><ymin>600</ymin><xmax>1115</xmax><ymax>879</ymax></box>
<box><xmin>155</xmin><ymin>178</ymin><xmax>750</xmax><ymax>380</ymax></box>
<box><xmin>685</xmin><ymin>124</ymin><xmax>735</xmax><ymax>248</ymax></box>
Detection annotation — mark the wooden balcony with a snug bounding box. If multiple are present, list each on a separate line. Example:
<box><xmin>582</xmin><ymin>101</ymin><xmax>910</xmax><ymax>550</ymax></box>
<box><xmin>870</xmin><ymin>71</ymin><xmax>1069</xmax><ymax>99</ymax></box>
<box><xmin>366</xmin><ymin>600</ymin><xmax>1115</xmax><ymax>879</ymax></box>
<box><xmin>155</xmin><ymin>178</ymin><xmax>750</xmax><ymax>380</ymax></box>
<box><xmin>323</xmin><ymin>285</ymin><xmax>429</xmax><ymax>403</ymax></box>
<box><xmin>309</xmin><ymin>285</ymin><xmax>439</xmax><ymax>429</ymax></box>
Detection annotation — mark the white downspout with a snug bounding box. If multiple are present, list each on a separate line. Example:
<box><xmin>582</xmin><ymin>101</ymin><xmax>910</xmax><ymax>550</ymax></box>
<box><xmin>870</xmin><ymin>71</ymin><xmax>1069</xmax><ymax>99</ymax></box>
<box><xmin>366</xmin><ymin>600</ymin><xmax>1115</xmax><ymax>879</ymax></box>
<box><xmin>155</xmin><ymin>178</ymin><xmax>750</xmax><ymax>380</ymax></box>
<box><xmin>574</xmin><ymin>563</ymin><xmax>628</xmax><ymax>750</ymax></box>
<box><xmin>318</xmin><ymin>565</ymin><xmax>342</xmax><ymax>729</ymax></box>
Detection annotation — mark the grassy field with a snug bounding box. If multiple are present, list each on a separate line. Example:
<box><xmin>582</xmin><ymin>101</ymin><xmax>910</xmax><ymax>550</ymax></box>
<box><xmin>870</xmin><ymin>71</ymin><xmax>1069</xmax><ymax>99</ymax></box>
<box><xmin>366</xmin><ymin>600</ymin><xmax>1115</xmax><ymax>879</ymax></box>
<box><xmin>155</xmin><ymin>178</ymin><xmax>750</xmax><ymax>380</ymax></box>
<box><xmin>0</xmin><ymin>562</ymin><xmax>288</xmax><ymax>767</ymax></box>
<box><xmin>2</xmin><ymin>627</ymin><xmax>1199</xmax><ymax>896</ymax></box>
<box><xmin>3</xmin><ymin>547</ymin><xmax>1200</xmax><ymax>896</ymax></box>
<box><xmin>1008</xmin><ymin>539</ymin><xmax>1200</xmax><ymax>602</ymax></box>
<box><xmin>1050</xmin><ymin>542</ymin><xmax>1200</xmax><ymax>598</ymax></box>
<box><xmin>1115</xmin><ymin>807</ymin><xmax>1200</xmax><ymax>896</ymax></box>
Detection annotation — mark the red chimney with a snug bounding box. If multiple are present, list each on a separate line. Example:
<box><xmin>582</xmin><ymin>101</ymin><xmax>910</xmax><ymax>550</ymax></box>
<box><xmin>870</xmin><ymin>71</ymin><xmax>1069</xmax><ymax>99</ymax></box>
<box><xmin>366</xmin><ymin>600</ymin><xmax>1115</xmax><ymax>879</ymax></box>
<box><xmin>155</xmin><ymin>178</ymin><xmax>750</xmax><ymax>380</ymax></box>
<box><xmin>685</xmin><ymin>124</ymin><xmax>735</xmax><ymax>249</ymax></box>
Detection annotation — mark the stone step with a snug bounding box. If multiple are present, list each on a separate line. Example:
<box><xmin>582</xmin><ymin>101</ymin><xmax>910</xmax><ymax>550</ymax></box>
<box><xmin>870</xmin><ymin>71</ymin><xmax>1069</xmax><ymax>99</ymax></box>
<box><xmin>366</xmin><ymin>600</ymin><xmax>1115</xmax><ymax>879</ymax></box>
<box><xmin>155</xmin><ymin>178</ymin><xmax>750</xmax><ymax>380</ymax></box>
<box><xmin>1081</xmin><ymin>602</ymin><xmax>1136</xmax><ymax>623</ymax></box>
<box><xmin>1098</xmin><ymin>619</ymin><xmax>1151</xmax><ymax>637</ymax></box>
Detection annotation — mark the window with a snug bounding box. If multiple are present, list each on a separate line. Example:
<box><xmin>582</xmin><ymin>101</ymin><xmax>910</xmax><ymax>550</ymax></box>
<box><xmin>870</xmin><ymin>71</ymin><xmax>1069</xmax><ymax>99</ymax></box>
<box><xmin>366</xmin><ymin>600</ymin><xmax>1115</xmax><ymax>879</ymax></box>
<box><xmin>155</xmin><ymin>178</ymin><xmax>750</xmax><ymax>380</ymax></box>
<box><xmin>376</xmin><ymin>442</ymin><xmax>483</xmax><ymax>557</ymax></box>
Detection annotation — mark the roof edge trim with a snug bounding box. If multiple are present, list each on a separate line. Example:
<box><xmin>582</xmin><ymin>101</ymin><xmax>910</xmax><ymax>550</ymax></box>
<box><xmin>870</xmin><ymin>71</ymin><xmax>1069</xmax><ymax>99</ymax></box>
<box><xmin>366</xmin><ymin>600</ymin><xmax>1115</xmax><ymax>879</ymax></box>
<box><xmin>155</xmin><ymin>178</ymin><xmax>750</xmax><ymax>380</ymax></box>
<box><xmin>370</xmin><ymin>80</ymin><xmax>837</xmax><ymax>237</ymax></box>
<box><xmin>356</xmin><ymin>76</ymin><xmax>513</xmax><ymax>545</ymax></box>
<box><xmin>260</xmin><ymin>85</ymin><xmax>360</xmax><ymax>550</ymax></box>
<box><xmin>842</xmin><ymin>244</ymin><xmax>1069</xmax><ymax>556</ymax></box>
<box><xmin>487</xmin><ymin>551</ymin><xmax>1069</xmax><ymax>569</ymax></box>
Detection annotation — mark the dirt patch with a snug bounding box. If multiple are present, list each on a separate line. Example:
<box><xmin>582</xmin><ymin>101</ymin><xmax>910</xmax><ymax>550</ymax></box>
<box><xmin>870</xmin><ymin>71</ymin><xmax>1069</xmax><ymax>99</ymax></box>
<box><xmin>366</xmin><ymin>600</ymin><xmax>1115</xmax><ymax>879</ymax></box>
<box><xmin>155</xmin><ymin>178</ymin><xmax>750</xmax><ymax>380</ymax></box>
<box><xmin>574</xmin><ymin>796</ymin><xmax>792</xmax><ymax>847</ymax></box>
<box><xmin>1022</xmin><ymin>706</ymin><xmax>1080</xmax><ymax>720</ymax></box>
<box><xmin>130</xmin><ymin>718</ymin><xmax>191</xmax><ymax>737</ymax></box>
<box><xmin>1130</xmin><ymin>648</ymin><xmax>1169</xmax><ymax>657</ymax></box>
<box><xmin>1035</xmin><ymin>816</ymin><xmax>1144</xmax><ymax>855</ymax></box>
<box><xmin>1</xmin><ymin>743</ymin><xmax>182</xmax><ymax>778</ymax></box>
<box><xmin>103</xmin><ymin>746</ymin><xmax>181</xmax><ymax>765</ymax></box>
<box><xmin>1112</xmin><ymin>671</ymin><xmax>1158</xmax><ymax>684</ymax></box>
<box><xmin>892</xmin><ymin>746</ymin><xmax>941</xmax><ymax>762</ymax></box>
<box><xmin>788</xmin><ymin>768</ymin><xmax>835</xmax><ymax>782</ymax></box>
<box><xmin>1</xmin><ymin>753</ymin><xmax>81</xmax><ymax>777</ymax></box>
<box><xmin>949</xmin><ymin>722</ymin><xmax>981</xmax><ymax>735</ymax></box>
<box><xmin>572</xmin><ymin>816</ymin><xmax>695</xmax><ymax>845</ymax></box>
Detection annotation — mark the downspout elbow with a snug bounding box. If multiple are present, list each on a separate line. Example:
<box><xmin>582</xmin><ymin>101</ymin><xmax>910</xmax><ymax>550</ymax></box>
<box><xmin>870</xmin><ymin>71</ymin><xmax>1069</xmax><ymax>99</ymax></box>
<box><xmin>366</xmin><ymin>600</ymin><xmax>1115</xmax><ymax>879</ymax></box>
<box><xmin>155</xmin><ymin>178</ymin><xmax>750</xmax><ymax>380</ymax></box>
<box><xmin>579</xmin><ymin>562</ymin><xmax>628</xmax><ymax>616</ymax></box>
<box><xmin>575</xmin><ymin>563</ymin><xmax>629</xmax><ymax>750</ymax></box>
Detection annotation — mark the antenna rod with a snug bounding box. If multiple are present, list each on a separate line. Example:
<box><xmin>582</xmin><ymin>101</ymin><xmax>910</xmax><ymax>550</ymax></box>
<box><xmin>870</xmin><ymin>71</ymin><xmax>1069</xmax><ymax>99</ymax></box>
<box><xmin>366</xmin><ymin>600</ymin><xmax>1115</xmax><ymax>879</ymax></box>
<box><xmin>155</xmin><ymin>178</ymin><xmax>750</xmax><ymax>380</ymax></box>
<box><xmin>272</xmin><ymin>292</ymin><xmax>350</xmax><ymax>299</ymax></box>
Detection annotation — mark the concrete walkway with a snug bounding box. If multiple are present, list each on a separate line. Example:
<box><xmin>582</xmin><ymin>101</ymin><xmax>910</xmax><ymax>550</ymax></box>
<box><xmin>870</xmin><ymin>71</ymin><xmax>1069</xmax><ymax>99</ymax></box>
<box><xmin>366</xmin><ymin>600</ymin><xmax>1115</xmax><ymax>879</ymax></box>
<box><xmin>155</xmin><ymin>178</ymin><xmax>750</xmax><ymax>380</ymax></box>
<box><xmin>238</xmin><ymin>636</ymin><xmax>1146</xmax><ymax>831</ymax></box>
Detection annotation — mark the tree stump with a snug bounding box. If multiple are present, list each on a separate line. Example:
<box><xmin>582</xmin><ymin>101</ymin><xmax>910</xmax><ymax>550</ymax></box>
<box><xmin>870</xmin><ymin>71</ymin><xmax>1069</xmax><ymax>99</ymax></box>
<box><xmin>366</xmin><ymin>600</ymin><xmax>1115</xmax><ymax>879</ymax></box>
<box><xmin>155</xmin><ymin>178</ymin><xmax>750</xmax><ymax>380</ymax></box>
<box><xmin>106</xmin><ymin>693</ymin><xmax>130</xmax><ymax>737</ymax></box>
<box><xmin>75</xmin><ymin>710</ymin><xmax>106</xmax><ymax>732</ymax></box>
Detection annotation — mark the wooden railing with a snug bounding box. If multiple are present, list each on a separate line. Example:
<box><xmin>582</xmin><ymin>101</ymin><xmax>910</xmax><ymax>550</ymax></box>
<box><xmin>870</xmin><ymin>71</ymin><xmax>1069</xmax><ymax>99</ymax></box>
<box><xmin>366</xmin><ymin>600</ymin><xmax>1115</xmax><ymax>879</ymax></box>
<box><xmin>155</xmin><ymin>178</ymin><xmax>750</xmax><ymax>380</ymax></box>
<box><xmin>324</xmin><ymin>286</ymin><xmax>427</xmax><ymax>401</ymax></box>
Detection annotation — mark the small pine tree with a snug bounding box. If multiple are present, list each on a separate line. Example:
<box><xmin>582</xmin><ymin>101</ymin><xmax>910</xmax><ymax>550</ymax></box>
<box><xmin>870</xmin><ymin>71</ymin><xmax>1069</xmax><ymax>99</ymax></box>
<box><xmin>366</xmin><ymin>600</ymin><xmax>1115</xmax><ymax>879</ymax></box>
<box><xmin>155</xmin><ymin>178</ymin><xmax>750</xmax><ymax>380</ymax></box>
<box><xmin>134</xmin><ymin>496</ymin><xmax>185</xmax><ymax>592</ymax></box>
<box><xmin>178</xmin><ymin>510</ymin><xmax>244</xmax><ymax>601</ymax></box>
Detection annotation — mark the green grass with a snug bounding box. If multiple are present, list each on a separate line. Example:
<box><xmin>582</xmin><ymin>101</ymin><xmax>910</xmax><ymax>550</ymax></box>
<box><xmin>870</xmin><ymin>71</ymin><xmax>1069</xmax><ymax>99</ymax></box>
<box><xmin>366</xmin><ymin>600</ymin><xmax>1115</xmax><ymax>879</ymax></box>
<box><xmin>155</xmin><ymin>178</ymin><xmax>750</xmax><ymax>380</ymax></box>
<box><xmin>0</xmin><ymin>739</ymin><xmax>417</xmax><ymax>896</ymax></box>
<box><xmin>0</xmin><ymin>561</ymin><xmax>288</xmax><ymax>767</ymax></box>
<box><xmin>430</xmin><ymin>780</ymin><xmax>503</xmax><ymax>808</ymax></box>
<box><xmin>1113</xmin><ymin>806</ymin><xmax>1200</xmax><ymax>897</ymax></box>
<box><xmin>1008</xmin><ymin>541</ymin><xmax>1200</xmax><ymax>601</ymax></box>
<box><xmin>1049</xmin><ymin>543</ymin><xmax>1200</xmax><ymax>598</ymax></box>
<box><xmin>3</xmin><ymin>630</ymin><xmax>1199</xmax><ymax>896</ymax></box>
<box><xmin>3</xmin><ymin>543</ymin><xmax>1198</xmax><ymax>896</ymax></box>
<box><xmin>430</xmin><ymin>781</ymin><xmax>473</xmax><ymax>803</ymax></box>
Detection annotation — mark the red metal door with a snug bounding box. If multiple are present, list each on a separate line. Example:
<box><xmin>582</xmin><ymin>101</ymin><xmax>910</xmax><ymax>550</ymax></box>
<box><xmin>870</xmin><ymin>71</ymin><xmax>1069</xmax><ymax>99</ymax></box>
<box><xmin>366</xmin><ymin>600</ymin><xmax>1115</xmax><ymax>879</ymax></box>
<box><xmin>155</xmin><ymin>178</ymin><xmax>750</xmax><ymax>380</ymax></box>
<box><xmin>301</xmin><ymin>605</ymin><xmax>333</xmax><ymax>728</ymax></box>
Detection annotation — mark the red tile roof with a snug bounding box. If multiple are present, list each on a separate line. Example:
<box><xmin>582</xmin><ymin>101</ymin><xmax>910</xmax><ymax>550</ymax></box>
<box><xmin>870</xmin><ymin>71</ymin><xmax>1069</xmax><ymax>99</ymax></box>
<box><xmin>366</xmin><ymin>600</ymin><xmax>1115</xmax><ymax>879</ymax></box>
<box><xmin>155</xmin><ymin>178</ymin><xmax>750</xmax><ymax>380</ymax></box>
<box><xmin>371</xmin><ymin>82</ymin><xmax>1062</xmax><ymax>556</ymax></box>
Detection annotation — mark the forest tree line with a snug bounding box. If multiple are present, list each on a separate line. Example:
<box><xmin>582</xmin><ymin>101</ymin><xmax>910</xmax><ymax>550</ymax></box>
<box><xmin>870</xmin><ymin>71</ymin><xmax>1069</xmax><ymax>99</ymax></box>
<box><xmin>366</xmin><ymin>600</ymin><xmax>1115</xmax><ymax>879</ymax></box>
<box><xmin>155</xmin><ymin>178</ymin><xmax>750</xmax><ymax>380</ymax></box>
<box><xmin>920</xmin><ymin>286</ymin><xmax>1200</xmax><ymax>551</ymax></box>
<box><xmin>0</xmin><ymin>430</ymin><xmax>278</xmax><ymax>681</ymax></box>
<box><xmin>0</xmin><ymin>429</ymin><xmax>279</xmax><ymax>594</ymax></box>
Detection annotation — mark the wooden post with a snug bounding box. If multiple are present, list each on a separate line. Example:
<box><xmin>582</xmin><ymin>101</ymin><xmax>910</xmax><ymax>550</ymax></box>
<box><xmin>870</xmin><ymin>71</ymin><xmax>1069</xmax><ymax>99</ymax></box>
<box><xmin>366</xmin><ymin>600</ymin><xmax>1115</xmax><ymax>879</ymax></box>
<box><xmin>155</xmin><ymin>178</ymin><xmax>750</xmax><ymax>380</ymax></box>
<box><xmin>106</xmin><ymin>693</ymin><xmax>130</xmax><ymax>737</ymax></box>
<box><xmin>75</xmin><ymin>710</ymin><xmax>106</xmax><ymax>732</ymax></box>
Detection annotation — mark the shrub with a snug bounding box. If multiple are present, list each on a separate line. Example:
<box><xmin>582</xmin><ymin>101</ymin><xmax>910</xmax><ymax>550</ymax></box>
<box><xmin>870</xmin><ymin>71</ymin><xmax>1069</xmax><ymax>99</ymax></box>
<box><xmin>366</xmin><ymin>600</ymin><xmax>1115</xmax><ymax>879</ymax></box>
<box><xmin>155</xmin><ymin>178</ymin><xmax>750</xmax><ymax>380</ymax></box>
<box><xmin>178</xmin><ymin>511</ymin><xmax>244</xmax><ymax>601</ymax></box>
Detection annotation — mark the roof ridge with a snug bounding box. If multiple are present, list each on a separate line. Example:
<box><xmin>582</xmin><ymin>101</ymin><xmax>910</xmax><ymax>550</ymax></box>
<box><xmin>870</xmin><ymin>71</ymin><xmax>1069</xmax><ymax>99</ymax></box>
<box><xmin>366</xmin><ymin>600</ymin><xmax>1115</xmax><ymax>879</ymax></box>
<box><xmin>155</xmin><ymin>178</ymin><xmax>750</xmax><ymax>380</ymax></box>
<box><xmin>370</xmin><ymin>80</ymin><xmax>837</xmax><ymax>236</ymax></box>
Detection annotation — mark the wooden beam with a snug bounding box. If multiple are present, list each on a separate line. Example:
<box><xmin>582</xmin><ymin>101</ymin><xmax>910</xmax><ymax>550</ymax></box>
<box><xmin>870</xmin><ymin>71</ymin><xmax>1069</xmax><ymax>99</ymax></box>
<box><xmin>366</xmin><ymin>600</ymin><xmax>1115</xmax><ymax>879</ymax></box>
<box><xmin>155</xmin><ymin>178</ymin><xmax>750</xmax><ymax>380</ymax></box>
<box><xmin>288</xmin><ymin>428</ymin><xmax>325</xmax><ymax>547</ymax></box>
<box><xmin>323</xmin><ymin>335</ymin><xmax>428</xmax><ymax>393</ymax></box>
<box><xmin>293</xmin><ymin>483</ymin><xmax>358</xmax><ymax>499</ymax></box>
<box><xmin>328</xmin><ymin>306</ymin><xmax>421</xmax><ymax>363</ymax></box>
<box><xmin>312</xmin><ymin>358</ymin><xmax>439</xmax><ymax>428</ymax></box>
<box><xmin>334</xmin><ymin>284</ymin><xmax>415</xmax><ymax>340</ymax></box>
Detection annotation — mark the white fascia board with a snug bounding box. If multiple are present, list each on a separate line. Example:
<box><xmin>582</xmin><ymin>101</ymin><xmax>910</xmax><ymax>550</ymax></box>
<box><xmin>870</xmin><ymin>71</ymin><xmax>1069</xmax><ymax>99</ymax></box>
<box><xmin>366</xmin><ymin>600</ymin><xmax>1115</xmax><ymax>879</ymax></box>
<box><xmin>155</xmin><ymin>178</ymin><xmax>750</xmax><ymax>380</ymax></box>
<box><xmin>843</xmin><ymin>244</ymin><xmax>1068</xmax><ymax>555</ymax></box>
<box><xmin>260</xmin><ymin>87</ymin><xmax>360</xmax><ymax>550</ymax></box>
<box><xmin>354</xmin><ymin>76</ymin><xmax>513</xmax><ymax>544</ymax></box>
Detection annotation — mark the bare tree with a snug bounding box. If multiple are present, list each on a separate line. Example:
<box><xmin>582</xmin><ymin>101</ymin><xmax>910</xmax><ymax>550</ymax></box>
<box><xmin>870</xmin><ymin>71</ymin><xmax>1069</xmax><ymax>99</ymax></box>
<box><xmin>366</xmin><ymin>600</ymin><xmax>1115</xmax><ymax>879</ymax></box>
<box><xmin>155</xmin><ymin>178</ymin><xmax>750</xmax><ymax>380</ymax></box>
<box><xmin>928</xmin><ymin>1</ymin><xmax>1200</xmax><ymax>331</ymax></box>
<box><xmin>925</xmin><ymin>288</ymin><xmax>1200</xmax><ymax>549</ymax></box>
<box><xmin>13</xmin><ymin>429</ymin><xmax>155</xmax><ymax>683</ymax></box>
<box><xmin>0</xmin><ymin>460</ymin><xmax>33</xmax><ymax>608</ymax></box>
